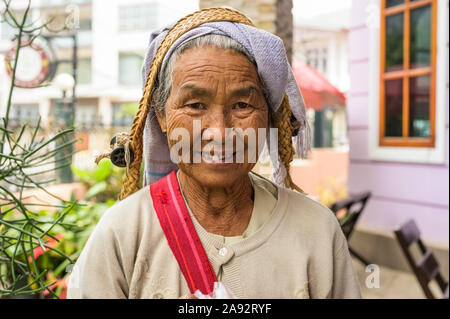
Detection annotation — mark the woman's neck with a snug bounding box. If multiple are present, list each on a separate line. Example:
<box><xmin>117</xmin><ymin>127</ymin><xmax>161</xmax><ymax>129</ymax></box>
<box><xmin>178</xmin><ymin>170</ymin><xmax>254</xmax><ymax>237</ymax></box>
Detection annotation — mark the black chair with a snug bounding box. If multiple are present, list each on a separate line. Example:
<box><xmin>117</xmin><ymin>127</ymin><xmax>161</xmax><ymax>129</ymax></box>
<box><xmin>394</xmin><ymin>219</ymin><xmax>449</xmax><ymax>299</ymax></box>
<box><xmin>330</xmin><ymin>191</ymin><xmax>372</xmax><ymax>266</ymax></box>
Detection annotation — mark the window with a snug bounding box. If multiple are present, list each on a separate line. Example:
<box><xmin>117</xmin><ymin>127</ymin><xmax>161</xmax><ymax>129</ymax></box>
<box><xmin>119</xmin><ymin>3</ymin><xmax>158</xmax><ymax>32</ymax></box>
<box><xmin>56</xmin><ymin>58</ymin><xmax>92</xmax><ymax>85</ymax></box>
<box><xmin>305</xmin><ymin>47</ymin><xmax>328</xmax><ymax>75</ymax></box>
<box><xmin>79</xmin><ymin>18</ymin><xmax>92</xmax><ymax>31</ymax></box>
<box><xmin>75</xmin><ymin>104</ymin><xmax>97</xmax><ymax>127</ymax></box>
<box><xmin>379</xmin><ymin>0</ymin><xmax>436</xmax><ymax>147</ymax></box>
<box><xmin>112</xmin><ymin>103</ymin><xmax>136</xmax><ymax>127</ymax></box>
<box><xmin>42</xmin><ymin>0</ymin><xmax>91</xmax><ymax>6</ymax></box>
<box><xmin>1</xmin><ymin>13</ymin><xmax>32</xmax><ymax>40</ymax></box>
<box><xmin>1</xmin><ymin>21</ymin><xmax>15</xmax><ymax>40</ymax></box>
<box><xmin>119</xmin><ymin>53</ymin><xmax>144</xmax><ymax>86</ymax></box>
<box><xmin>77</xmin><ymin>58</ymin><xmax>92</xmax><ymax>84</ymax></box>
<box><xmin>11</xmin><ymin>104</ymin><xmax>40</xmax><ymax>126</ymax></box>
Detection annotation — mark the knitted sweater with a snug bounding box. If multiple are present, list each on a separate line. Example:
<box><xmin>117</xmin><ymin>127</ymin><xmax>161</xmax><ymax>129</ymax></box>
<box><xmin>67</xmin><ymin>173</ymin><xmax>361</xmax><ymax>299</ymax></box>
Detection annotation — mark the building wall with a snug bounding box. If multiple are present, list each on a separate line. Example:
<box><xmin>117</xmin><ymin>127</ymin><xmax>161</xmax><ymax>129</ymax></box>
<box><xmin>293</xmin><ymin>27</ymin><xmax>350</xmax><ymax>94</ymax></box>
<box><xmin>0</xmin><ymin>0</ymin><xmax>198</xmax><ymax>125</ymax></box>
<box><xmin>0</xmin><ymin>0</ymin><xmax>199</xmax><ymax>171</ymax></box>
<box><xmin>348</xmin><ymin>0</ymin><xmax>449</xmax><ymax>249</ymax></box>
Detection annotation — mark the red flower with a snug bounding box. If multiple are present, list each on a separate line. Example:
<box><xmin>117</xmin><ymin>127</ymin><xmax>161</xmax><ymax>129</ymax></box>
<box><xmin>28</xmin><ymin>233</ymin><xmax>64</xmax><ymax>263</ymax></box>
<box><xmin>42</xmin><ymin>277</ymin><xmax>68</xmax><ymax>298</ymax></box>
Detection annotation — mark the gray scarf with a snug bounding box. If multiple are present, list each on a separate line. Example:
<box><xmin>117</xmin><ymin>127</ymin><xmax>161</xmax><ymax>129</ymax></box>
<box><xmin>141</xmin><ymin>21</ymin><xmax>311</xmax><ymax>186</ymax></box>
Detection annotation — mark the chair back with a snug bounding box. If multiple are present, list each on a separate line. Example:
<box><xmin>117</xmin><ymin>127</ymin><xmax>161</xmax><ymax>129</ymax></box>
<box><xmin>330</xmin><ymin>191</ymin><xmax>371</xmax><ymax>239</ymax></box>
<box><xmin>394</xmin><ymin>219</ymin><xmax>448</xmax><ymax>299</ymax></box>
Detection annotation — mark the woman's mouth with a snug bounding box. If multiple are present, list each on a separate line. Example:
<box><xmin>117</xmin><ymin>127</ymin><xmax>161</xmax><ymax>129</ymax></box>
<box><xmin>199</xmin><ymin>151</ymin><xmax>236</xmax><ymax>164</ymax></box>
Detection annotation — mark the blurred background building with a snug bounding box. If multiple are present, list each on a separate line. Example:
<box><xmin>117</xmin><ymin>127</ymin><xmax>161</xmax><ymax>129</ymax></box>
<box><xmin>0</xmin><ymin>0</ymin><xmax>351</xmax><ymax>200</ymax></box>
<box><xmin>347</xmin><ymin>0</ymin><xmax>448</xmax><ymax>279</ymax></box>
<box><xmin>0</xmin><ymin>0</ymin><xmax>448</xmax><ymax>298</ymax></box>
<box><xmin>293</xmin><ymin>2</ymin><xmax>350</xmax><ymax>149</ymax></box>
<box><xmin>0</xmin><ymin>0</ymin><xmax>198</xmax><ymax>170</ymax></box>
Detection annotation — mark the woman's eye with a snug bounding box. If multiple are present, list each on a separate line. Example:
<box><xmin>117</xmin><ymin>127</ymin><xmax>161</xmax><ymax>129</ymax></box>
<box><xmin>187</xmin><ymin>103</ymin><xmax>205</xmax><ymax>110</ymax></box>
<box><xmin>234</xmin><ymin>102</ymin><xmax>251</xmax><ymax>109</ymax></box>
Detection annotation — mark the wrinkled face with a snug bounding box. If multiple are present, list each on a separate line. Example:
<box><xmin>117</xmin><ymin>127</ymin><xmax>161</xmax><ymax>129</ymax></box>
<box><xmin>157</xmin><ymin>45</ymin><xmax>269</xmax><ymax>189</ymax></box>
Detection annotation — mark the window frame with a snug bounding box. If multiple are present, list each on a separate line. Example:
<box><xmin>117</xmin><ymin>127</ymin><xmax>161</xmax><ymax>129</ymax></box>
<box><xmin>118</xmin><ymin>52</ymin><xmax>144</xmax><ymax>86</ymax></box>
<box><xmin>118</xmin><ymin>3</ymin><xmax>158</xmax><ymax>32</ymax></box>
<box><xmin>367</xmin><ymin>0</ymin><xmax>447</xmax><ymax>164</ymax></box>
<box><xmin>379</xmin><ymin>0</ymin><xmax>437</xmax><ymax>147</ymax></box>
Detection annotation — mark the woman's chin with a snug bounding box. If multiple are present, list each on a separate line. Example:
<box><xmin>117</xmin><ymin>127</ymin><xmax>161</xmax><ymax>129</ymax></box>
<box><xmin>180</xmin><ymin>163</ymin><xmax>252</xmax><ymax>188</ymax></box>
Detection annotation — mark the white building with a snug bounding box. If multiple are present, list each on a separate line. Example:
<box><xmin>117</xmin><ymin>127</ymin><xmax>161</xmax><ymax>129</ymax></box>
<box><xmin>1</xmin><ymin>0</ymin><xmax>351</xmax><ymax>158</ymax></box>
<box><xmin>0</xmin><ymin>0</ymin><xmax>198</xmax><ymax>129</ymax></box>
<box><xmin>293</xmin><ymin>1</ymin><xmax>351</xmax><ymax>148</ymax></box>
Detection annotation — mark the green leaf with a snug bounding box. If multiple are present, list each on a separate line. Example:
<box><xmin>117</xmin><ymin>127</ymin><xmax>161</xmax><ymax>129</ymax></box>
<box><xmin>85</xmin><ymin>181</ymin><xmax>108</xmax><ymax>200</ymax></box>
<box><xmin>106</xmin><ymin>199</ymin><xmax>116</xmax><ymax>207</ymax></box>
<box><xmin>71</xmin><ymin>165</ymin><xmax>91</xmax><ymax>180</ymax></box>
<box><xmin>93</xmin><ymin>160</ymin><xmax>112</xmax><ymax>182</ymax></box>
<box><xmin>117</xmin><ymin>102</ymin><xmax>139</xmax><ymax>117</ymax></box>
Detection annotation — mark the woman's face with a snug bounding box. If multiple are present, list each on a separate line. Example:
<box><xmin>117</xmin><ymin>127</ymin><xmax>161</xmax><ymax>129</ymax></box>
<box><xmin>157</xmin><ymin>45</ymin><xmax>269</xmax><ymax>189</ymax></box>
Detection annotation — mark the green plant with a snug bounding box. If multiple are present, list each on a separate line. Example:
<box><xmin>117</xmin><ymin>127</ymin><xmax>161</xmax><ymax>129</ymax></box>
<box><xmin>72</xmin><ymin>159</ymin><xmax>123</xmax><ymax>203</ymax></box>
<box><xmin>116</xmin><ymin>102</ymin><xmax>139</xmax><ymax>118</ymax></box>
<box><xmin>1</xmin><ymin>160</ymin><xmax>121</xmax><ymax>298</ymax></box>
<box><xmin>0</xmin><ymin>0</ymin><xmax>77</xmax><ymax>298</ymax></box>
<box><xmin>32</xmin><ymin>192</ymin><xmax>113</xmax><ymax>298</ymax></box>
<box><xmin>37</xmin><ymin>161</ymin><xmax>121</xmax><ymax>298</ymax></box>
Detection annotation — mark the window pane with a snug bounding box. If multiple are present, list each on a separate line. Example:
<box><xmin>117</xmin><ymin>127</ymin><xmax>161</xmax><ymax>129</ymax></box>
<box><xmin>410</xmin><ymin>5</ymin><xmax>431</xmax><ymax>69</ymax></box>
<box><xmin>385</xmin><ymin>79</ymin><xmax>403</xmax><ymax>137</ymax></box>
<box><xmin>11</xmin><ymin>104</ymin><xmax>40</xmax><ymax>126</ymax></box>
<box><xmin>119</xmin><ymin>3</ymin><xmax>158</xmax><ymax>32</ymax></box>
<box><xmin>385</xmin><ymin>13</ymin><xmax>404</xmax><ymax>72</ymax></box>
<box><xmin>75</xmin><ymin>105</ymin><xmax>97</xmax><ymax>127</ymax></box>
<box><xmin>409</xmin><ymin>75</ymin><xmax>430</xmax><ymax>137</ymax></box>
<box><xmin>1</xmin><ymin>13</ymin><xmax>32</xmax><ymax>39</ymax></box>
<box><xmin>119</xmin><ymin>53</ymin><xmax>144</xmax><ymax>85</ymax></box>
<box><xmin>56</xmin><ymin>59</ymin><xmax>91</xmax><ymax>85</ymax></box>
<box><xmin>1</xmin><ymin>21</ymin><xmax>15</xmax><ymax>40</ymax></box>
<box><xmin>78</xmin><ymin>58</ymin><xmax>91</xmax><ymax>85</ymax></box>
<box><xmin>112</xmin><ymin>103</ymin><xmax>135</xmax><ymax>127</ymax></box>
<box><xmin>386</xmin><ymin>0</ymin><xmax>404</xmax><ymax>8</ymax></box>
<box><xmin>56</xmin><ymin>62</ymin><xmax>72</xmax><ymax>76</ymax></box>
<box><xmin>79</xmin><ymin>19</ymin><xmax>92</xmax><ymax>31</ymax></box>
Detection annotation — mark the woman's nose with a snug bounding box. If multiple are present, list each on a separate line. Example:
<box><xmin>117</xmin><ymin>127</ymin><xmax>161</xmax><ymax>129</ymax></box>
<box><xmin>202</xmin><ymin>109</ymin><xmax>230</xmax><ymax>140</ymax></box>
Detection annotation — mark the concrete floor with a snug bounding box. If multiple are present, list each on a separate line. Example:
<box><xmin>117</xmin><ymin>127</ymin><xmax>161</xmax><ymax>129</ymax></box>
<box><xmin>351</xmin><ymin>258</ymin><xmax>445</xmax><ymax>299</ymax></box>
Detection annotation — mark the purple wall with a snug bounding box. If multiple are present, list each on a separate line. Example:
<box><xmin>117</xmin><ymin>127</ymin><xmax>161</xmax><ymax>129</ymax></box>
<box><xmin>348</xmin><ymin>0</ymin><xmax>449</xmax><ymax>247</ymax></box>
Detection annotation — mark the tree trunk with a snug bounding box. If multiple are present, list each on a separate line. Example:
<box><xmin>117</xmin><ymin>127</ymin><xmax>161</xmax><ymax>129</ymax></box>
<box><xmin>276</xmin><ymin>0</ymin><xmax>293</xmax><ymax>64</ymax></box>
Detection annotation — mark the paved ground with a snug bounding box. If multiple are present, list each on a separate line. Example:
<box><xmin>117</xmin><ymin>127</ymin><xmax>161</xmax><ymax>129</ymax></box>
<box><xmin>352</xmin><ymin>258</ymin><xmax>445</xmax><ymax>299</ymax></box>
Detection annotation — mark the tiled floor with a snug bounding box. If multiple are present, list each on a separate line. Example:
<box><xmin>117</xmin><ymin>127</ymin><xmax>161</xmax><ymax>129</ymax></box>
<box><xmin>352</xmin><ymin>258</ymin><xmax>434</xmax><ymax>299</ymax></box>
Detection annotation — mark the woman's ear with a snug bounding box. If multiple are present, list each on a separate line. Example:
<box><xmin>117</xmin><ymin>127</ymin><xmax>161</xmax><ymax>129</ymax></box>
<box><xmin>155</xmin><ymin>110</ymin><xmax>167</xmax><ymax>133</ymax></box>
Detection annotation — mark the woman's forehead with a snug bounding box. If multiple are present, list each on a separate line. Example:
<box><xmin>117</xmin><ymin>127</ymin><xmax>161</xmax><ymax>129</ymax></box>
<box><xmin>174</xmin><ymin>82</ymin><xmax>263</xmax><ymax>98</ymax></box>
<box><xmin>174</xmin><ymin>46</ymin><xmax>257</xmax><ymax>73</ymax></box>
<box><xmin>172</xmin><ymin>46</ymin><xmax>261</xmax><ymax>87</ymax></box>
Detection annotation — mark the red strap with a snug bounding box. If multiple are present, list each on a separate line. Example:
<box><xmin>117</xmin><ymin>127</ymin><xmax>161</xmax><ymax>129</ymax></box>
<box><xmin>150</xmin><ymin>170</ymin><xmax>217</xmax><ymax>295</ymax></box>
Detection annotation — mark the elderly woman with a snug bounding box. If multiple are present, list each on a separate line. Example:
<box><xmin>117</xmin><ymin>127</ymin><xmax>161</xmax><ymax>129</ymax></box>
<box><xmin>67</xmin><ymin>8</ymin><xmax>361</xmax><ymax>299</ymax></box>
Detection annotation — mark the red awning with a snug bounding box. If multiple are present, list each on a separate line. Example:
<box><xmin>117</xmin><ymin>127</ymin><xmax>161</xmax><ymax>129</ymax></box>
<box><xmin>292</xmin><ymin>60</ymin><xmax>346</xmax><ymax>111</ymax></box>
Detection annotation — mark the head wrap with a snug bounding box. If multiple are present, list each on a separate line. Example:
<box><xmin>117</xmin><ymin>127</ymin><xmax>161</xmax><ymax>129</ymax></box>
<box><xmin>141</xmin><ymin>10</ymin><xmax>311</xmax><ymax>187</ymax></box>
